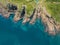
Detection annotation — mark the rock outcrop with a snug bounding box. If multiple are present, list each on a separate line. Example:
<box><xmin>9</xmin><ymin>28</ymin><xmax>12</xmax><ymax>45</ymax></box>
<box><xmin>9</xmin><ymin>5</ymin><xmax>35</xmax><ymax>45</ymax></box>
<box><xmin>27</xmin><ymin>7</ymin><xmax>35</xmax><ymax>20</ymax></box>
<box><xmin>13</xmin><ymin>11</ymin><xmax>21</xmax><ymax>22</ymax></box>
<box><xmin>36</xmin><ymin>4</ymin><xmax>60</xmax><ymax>35</ymax></box>
<box><xmin>0</xmin><ymin>7</ymin><xmax>10</xmax><ymax>18</ymax></box>
<box><xmin>0</xmin><ymin>2</ymin><xmax>10</xmax><ymax>18</ymax></box>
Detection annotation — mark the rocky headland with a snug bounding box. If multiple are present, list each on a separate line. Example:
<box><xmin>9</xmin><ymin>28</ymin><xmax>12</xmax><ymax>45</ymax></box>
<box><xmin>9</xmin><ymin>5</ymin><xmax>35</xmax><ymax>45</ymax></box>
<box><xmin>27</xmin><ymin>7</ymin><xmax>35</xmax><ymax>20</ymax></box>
<box><xmin>0</xmin><ymin>2</ymin><xmax>60</xmax><ymax>35</ymax></box>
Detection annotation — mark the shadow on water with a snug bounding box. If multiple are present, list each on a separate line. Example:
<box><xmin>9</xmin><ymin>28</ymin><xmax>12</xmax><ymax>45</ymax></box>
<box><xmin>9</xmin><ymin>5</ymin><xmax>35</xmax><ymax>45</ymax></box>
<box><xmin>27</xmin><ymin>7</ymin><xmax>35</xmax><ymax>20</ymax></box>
<box><xmin>0</xmin><ymin>14</ymin><xmax>60</xmax><ymax>45</ymax></box>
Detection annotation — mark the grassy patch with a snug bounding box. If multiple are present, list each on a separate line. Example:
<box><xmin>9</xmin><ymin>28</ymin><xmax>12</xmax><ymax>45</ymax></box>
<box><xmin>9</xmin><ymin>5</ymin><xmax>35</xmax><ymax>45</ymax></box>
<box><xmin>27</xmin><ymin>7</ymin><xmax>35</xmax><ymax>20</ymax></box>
<box><xmin>0</xmin><ymin>0</ymin><xmax>60</xmax><ymax>22</ymax></box>
<box><xmin>9</xmin><ymin>0</ymin><xmax>37</xmax><ymax>15</ymax></box>
<box><xmin>45</xmin><ymin>0</ymin><xmax>60</xmax><ymax>2</ymax></box>
<box><xmin>43</xmin><ymin>1</ymin><xmax>60</xmax><ymax>22</ymax></box>
<box><xmin>0</xmin><ymin>0</ymin><xmax>38</xmax><ymax>16</ymax></box>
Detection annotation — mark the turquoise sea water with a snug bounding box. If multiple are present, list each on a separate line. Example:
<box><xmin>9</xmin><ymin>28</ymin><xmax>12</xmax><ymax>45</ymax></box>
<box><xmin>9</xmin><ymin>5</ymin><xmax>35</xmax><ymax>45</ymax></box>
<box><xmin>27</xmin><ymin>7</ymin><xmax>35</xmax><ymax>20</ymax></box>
<box><xmin>0</xmin><ymin>14</ymin><xmax>60</xmax><ymax>45</ymax></box>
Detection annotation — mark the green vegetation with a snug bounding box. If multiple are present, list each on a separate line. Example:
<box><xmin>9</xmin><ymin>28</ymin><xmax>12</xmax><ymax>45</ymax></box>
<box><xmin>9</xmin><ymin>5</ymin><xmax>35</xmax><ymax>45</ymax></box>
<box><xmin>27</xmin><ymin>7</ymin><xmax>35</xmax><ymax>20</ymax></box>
<box><xmin>45</xmin><ymin>0</ymin><xmax>60</xmax><ymax>2</ymax></box>
<box><xmin>9</xmin><ymin>0</ymin><xmax>36</xmax><ymax>15</ymax></box>
<box><xmin>43</xmin><ymin>0</ymin><xmax>60</xmax><ymax>22</ymax></box>
<box><xmin>0</xmin><ymin>0</ymin><xmax>36</xmax><ymax>15</ymax></box>
<box><xmin>0</xmin><ymin>0</ymin><xmax>38</xmax><ymax>16</ymax></box>
<box><xmin>0</xmin><ymin>0</ymin><xmax>60</xmax><ymax>22</ymax></box>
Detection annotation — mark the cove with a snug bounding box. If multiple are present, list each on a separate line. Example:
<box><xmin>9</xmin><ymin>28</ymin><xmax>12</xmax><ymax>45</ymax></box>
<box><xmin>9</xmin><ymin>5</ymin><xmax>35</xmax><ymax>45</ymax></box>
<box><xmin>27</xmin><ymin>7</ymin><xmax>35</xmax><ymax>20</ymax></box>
<box><xmin>0</xmin><ymin>14</ymin><xmax>60</xmax><ymax>45</ymax></box>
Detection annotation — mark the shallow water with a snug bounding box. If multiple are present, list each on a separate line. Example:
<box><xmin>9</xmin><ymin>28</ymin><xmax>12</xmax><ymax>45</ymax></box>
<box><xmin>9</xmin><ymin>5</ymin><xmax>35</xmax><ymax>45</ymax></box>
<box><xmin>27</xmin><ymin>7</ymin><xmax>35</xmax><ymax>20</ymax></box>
<box><xmin>0</xmin><ymin>14</ymin><xmax>60</xmax><ymax>45</ymax></box>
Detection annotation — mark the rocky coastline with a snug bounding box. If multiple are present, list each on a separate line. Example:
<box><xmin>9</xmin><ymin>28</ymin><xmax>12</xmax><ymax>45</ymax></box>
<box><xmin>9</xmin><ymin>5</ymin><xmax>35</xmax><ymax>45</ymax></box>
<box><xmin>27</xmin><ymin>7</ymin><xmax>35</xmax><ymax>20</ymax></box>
<box><xmin>0</xmin><ymin>3</ymin><xmax>60</xmax><ymax>35</ymax></box>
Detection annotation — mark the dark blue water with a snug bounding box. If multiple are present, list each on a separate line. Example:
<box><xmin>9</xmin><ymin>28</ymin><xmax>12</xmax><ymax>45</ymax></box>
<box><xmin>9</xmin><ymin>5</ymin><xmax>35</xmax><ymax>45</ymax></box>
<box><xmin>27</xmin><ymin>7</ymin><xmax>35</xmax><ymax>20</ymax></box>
<box><xmin>0</xmin><ymin>14</ymin><xmax>60</xmax><ymax>45</ymax></box>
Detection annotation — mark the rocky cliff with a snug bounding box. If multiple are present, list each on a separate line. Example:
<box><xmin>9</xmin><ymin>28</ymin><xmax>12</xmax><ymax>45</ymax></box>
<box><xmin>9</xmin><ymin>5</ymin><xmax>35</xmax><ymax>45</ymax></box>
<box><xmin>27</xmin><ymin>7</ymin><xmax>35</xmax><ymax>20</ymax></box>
<box><xmin>0</xmin><ymin>3</ymin><xmax>60</xmax><ymax>35</ymax></box>
<box><xmin>36</xmin><ymin>4</ymin><xmax>60</xmax><ymax>35</ymax></box>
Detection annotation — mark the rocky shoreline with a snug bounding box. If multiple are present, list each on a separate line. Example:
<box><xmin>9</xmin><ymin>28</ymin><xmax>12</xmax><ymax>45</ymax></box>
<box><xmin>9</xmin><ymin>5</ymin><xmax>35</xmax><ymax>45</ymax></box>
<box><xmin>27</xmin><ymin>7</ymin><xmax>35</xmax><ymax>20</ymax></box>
<box><xmin>0</xmin><ymin>3</ymin><xmax>60</xmax><ymax>35</ymax></box>
<box><xmin>38</xmin><ymin>4</ymin><xmax>60</xmax><ymax>35</ymax></box>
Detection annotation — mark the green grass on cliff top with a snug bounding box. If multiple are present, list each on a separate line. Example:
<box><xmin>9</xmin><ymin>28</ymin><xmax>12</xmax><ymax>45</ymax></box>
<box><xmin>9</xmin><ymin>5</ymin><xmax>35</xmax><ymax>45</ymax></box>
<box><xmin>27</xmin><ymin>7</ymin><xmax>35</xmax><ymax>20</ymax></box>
<box><xmin>0</xmin><ymin>0</ymin><xmax>39</xmax><ymax>16</ymax></box>
<box><xmin>43</xmin><ymin>0</ymin><xmax>60</xmax><ymax>22</ymax></box>
<box><xmin>0</xmin><ymin>0</ymin><xmax>60</xmax><ymax>22</ymax></box>
<box><xmin>9</xmin><ymin>0</ymin><xmax>36</xmax><ymax>15</ymax></box>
